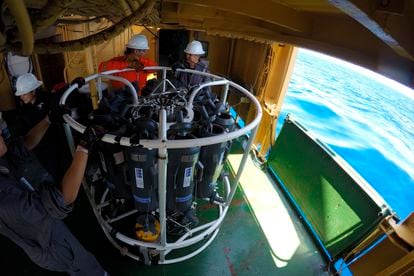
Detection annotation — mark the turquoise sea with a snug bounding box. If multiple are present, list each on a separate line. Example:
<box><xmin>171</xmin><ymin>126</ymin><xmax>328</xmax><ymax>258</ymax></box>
<box><xmin>276</xmin><ymin>49</ymin><xmax>414</xmax><ymax>220</ymax></box>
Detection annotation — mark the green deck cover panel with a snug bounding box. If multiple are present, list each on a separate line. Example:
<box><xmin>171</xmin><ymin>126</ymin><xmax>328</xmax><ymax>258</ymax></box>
<box><xmin>267</xmin><ymin>119</ymin><xmax>385</xmax><ymax>259</ymax></box>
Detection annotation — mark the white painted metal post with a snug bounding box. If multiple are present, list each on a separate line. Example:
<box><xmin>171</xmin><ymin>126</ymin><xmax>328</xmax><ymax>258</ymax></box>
<box><xmin>221</xmin><ymin>82</ymin><xmax>229</xmax><ymax>104</ymax></box>
<box><xmin>226</xmin><ymin>125</ymin><xmax>260</xmax><ymax>205</ymax></box>
<box><xmin>158</xmin><ymin>108</ymin><xmax>168</xmax><ymax>262</ymax></box>
<box><xmin>97</xmin><ymin>77</ymin><xmax>103</xmax><ymax>101</ymax></box>
<box><xmin>162</xmin><ymin>68</ymin><xmax>167</xmax><ymax>92</ymax></box>
<box><xmin>63</xmin><ymin>123</ymin><xmax>76</xmax><ymax>154</ymax></box>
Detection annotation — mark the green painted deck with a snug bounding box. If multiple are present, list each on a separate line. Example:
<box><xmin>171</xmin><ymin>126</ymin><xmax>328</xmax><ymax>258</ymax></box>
<box><xmin>1</xmin><ymin>149</ymin><xmax>327</xmax><ymax>276</ymax></box>
<box><xmin>267</xmin><ymin>119</ymin><xmax>391</xmax><ymax>261</ymax></box>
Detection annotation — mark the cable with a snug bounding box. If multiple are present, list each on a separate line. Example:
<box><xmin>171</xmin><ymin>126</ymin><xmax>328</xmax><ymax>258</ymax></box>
<box><xmin>0</xmin><ymin>55</ymin><xmax>6</xmax><ymax>84</ymax></box>
<box><xmin>249</xmin><ymin>148</ymin><xmax>266</xmax><ymax>170</ymax></box>
<box><xmin>142</xmin><ymin>25</ymin><xmax>159</xmax><ymax>39</ymax></box>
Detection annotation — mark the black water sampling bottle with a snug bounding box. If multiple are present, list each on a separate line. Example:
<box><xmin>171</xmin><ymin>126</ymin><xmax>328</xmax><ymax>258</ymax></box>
<box><xmin>214</xmin><ymin>112</ymin><xmax>236</xmax><ymax>161</ymax></box>
<box><xmin>125</xmin><ymin>119</ymin><xmax>160</xmax><ymax>242</ymax></box>
<box><xmin>167</xmin><ymin>110</ymin><xmax>200</xmax><ymax>229</ymax></box>
<box><xmin>195</xmin><ymin>105</ymin><xmax>228</xmax><ymax>203</ymax></box>
<box><xmin>89</xmin><ymin>99</ymin><xmax>131</xmax><ymax>215</ymax></box>
<box><xmin>97</xmin><ymin>142</ymin><xmax>131</xmax><ymax>203</ymax></box>
<box><xmin>126</xmin><ymin>119</ymin><xmax>159</xmax><ymax>213</ymax></box>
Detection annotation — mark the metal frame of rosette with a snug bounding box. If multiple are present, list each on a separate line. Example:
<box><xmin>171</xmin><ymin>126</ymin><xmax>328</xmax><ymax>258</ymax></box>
<box><xmin>59</xmin><ymin>67</ymin><xmax>262</xmax><ymax>264</ymax></box>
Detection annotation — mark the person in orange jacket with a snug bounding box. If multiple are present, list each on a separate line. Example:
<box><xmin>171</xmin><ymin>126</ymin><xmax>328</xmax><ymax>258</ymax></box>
<box><xmin>98</xmin><ymin>34</ymin><xmax>156</xmax><ymax>95</ymax></box>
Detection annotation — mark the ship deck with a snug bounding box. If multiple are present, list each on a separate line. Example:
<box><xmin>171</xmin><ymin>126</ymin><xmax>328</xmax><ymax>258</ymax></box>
<box><xmin>1</xmin><ymin>141</ymin><xmax>327</xmax><ymax>275</ymax></box>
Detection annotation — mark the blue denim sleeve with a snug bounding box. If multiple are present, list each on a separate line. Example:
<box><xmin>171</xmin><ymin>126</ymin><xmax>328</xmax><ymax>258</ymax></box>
<box><xmin>39</xmin><ymin>184</ymin><xmax>73</xmax><ymax>219</ymax></box>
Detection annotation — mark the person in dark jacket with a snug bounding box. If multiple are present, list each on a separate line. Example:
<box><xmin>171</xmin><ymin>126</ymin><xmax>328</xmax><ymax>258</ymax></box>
<box><xmin>171</xmin><ymin>40</ymin><xmax>210</xmax><ymax>91</ymax></box>
<box><xmin>15</xmin><ymin>72</ymin><xmax>71</xmax><ymax>182</ymax></box>
<box><xmin>0</xmin><ymin>114</ymin><xmax>107</xmax><ymax>275</ymax></box>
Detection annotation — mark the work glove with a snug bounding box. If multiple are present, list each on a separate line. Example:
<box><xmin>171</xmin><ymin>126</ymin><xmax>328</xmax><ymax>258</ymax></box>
<box><xmin>171</xmin><ymin>62</ymin><xmax>185</xmax><ymax>73</ymax></box>
<box><xmin>78</xmin><ymin>125</ymin><xmax>105</xmax><ymax>151</ymax></box>
<box><xmin>129</xmin><ymin>133</ymin><xmax>142</xmax><ymax>145</ymax></box>
<box><xmin>71</xmin><ymin>77</ymin><xmax>86</xmax><ymax>88</ymax></box>
<box><xmin>44</xmin><ymin>82</ymin><xmax>70</xmax><ymax>113</ymax></box>
<box><xmin>48</xmin><ymin>105</ymin><xmax>71</xmax><ymax>125</ymax></box>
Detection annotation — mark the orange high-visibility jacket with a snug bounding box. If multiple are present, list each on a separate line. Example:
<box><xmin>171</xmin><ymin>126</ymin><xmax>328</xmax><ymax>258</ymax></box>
<box><xmin>98</xmin><ymin>56</ymin><xmax>156</xmax><ymax>93</ymax></box>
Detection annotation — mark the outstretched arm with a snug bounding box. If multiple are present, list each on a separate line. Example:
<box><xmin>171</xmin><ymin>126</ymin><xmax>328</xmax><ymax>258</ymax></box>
<box><xmin>60</xmin><ymin>147</ymin><xmax>88</xmax><ymax>205</ymax></box>
<box><xmin>23</xmin><ymin>116</ymin><xmax>50</xmax><ymax>150</ymax></box>
<box><xmin>60</xmin><ymin>126</ymin><xmax>104</xmax><ymax>205</ymax></box>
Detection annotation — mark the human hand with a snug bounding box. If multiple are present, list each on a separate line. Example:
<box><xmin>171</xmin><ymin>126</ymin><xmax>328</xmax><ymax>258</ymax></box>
<box><xmin>78</xmin><ymin>125</ymin><xmax>105</xmax><ymax>151</ymax></box>
<box><xmin>71</xmin><ymin>77</ymin><xmax>86</xmax><ymax>88</ymax></box>
<box><xmin>130</xmin><ymin>60</ymin><xmax>145</xmax><ymax>71</ymax></box>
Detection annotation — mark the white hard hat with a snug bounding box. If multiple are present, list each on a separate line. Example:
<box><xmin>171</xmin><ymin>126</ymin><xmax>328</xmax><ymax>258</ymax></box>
<box><xmin>15</xmin><ymin>73</ymin><xmax>43</xmax><ymax>96</ymax></box>
<box><xmin>126</xmin><ymin>35</ymin><xmax>149</xmax><ymax>50</ymax></box>
<box><xmin>184</xmin><ymin>40</ymin><xmax>205</xmax><ymax>55</ymax></box>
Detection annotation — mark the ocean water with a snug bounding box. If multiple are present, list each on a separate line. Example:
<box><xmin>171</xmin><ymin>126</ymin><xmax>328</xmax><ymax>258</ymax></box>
<box><xmin>276</xmin><ymin>49</ymin><xmax>414</xmax><ymax>220</ymax></box>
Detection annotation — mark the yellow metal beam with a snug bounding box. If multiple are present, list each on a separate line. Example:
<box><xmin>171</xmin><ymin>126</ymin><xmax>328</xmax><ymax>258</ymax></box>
<box><xmin>161</xmin><ymin>0</ymin><xmax>413</xmax><ymax>86</ymax></box>
<box><xmin>4</xmin><ymin>0</ymin><xmax>34</xmax><ymax>55</ymax></box>
<box><xmin>165</xmin><ymin>4</ymin><xmax>297</xmax><ymax>37</ymax></box>
<box><xmin>252</xmin><ymin>44</ymin><xmax>297</xmax><ymax>157</ymax></box>
<box><xmin>328</xmin><ymin>0</ymin><xmax>414</xmax><ymax>60</ymax></box>
<box><xmin>161</xmin><ymin>5</ymin><xmax>380</xmax><ymax>69</ymax></box>
<box><xmin>0</xmin><ymin>55</ymin><xmax>14</xmax><ymax>111</ymax></box>
<box><xmin>376</xmin><ymin>250</ymin><xmax>414</xmax><ymax>276</ymax></box>
<box><xmin>263</xmin><ymin>44</ymin><xmax>297</xmax><ymax>115</ymax></box>
<box><xmin>164</xmin><ymin>0</ymin><xmax>310</xmax><ymax>33</ymax></box>
<box><xmin>349</xmin><ymin>213</ymin><xmax>414</xmax><ymax>275</ymax></box>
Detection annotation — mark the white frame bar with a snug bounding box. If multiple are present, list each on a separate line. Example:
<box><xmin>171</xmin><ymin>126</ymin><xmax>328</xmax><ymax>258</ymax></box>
<box><xmin>61</xmin><ymin>67</ymin><xmax>262</xmax><ymax>264</ymax></box>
